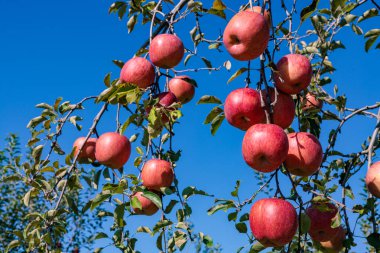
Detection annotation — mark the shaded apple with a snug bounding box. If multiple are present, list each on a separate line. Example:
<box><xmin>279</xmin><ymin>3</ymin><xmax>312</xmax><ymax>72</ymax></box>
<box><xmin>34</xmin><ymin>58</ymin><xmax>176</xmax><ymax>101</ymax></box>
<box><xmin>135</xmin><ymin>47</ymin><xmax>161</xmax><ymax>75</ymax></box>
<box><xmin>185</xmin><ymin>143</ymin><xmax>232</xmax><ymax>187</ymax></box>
<box><xmin>249</xmin><ymin>198</ymin><xmax>298</xmax><ymax>247</ymax></box>
<box><xmin>319</xmin><ymin>226</ymin><xmax>346</xmax><ymax>253</ymax></box>
<box><xmin>242</xmin><ymin>124</ymin><xmax>289</xmax><ymax>172</ymax></box>
<box><xmin>168</xmin><ymin>75</ymin><xmax>196</xmax><ymax>104</ymax></box>
<box><xmin>149</xmin><ymin>34</ymin><xmax>184</xmax><ymax>69</ymax></box>
<box><xmin>306</xmin><ymin>202</ymin><xmax>340</xmax><ymax>242</ymax></box>
<box><xmin>73</xmin><ymin>137</ymin><xmax>97</xmax><ymax>164</ymax></box>
<box><xmin>224</xmin><ymin>88</ymin><xmax>266</xmax><ymax>131</ymax></box>
<box><xmin>141</xmin><ymin>159</ymin><xmax>174</xmax><ymax>191</ymax></box>
<box><xmin>131</xmin><ymin>191</ymin><xmax>159</xmax><ymax>216</ymax></box>
<box><xmin>120</xmin><ymin>57</ymin><xmax>155</xmax><ymax>89</ymax></box>
<box><xmin>223</xmin><ymin>11</ymin><xmax>269</xmax><ymax>61</ymax></box>
<box><xmin>365</xmin><ymin>161</ymin><xmax>380</xmax><ymax>198</ymax></box>
<box><xmin>95</xmin><ymin>132</ymin><xmax>131</xmax><ymax>169</ymax></box>
<box><xmin>284</xmin><ymin>132</ymin><xmax>323</xmax><ymax>177</ymax></box>
<box><xmin>274</xmin><ymin>54</ymin><xmax>312</xmax><ymax>94</ymax></box>
<box><xmin>303</xmin><ymin>92</ymin><xmax>323</xmax><ymax>111</ymax></box>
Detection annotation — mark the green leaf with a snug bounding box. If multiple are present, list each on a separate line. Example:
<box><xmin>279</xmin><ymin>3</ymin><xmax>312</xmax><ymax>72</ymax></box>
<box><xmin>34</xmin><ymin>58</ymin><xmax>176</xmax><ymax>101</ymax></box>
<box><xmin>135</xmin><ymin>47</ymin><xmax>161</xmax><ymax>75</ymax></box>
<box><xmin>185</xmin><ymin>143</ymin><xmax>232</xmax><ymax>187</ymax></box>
<box><xmin>368</xmin><ymin>233</ymin><xmax>380</xmax><ymax>249</ymax></box>
<box><xmin>201</xmin><ymin>57</ymin><xmax>212</xmax><ymax>68</ymax></box>
<box><xmin>5</xmin><ymin>240</ymin><xmax>21</xmax><ymax>253</ymax></box>
<box><xmin>300</xmin><ymin>213</ymin><xmax>311</xmax><ymax>234</ymax></box>
<box><xmin>231</xmin><ymin>180</ymin><xmax>240</xmax><ymax>197</ymax></box>
<box><xmin>104</xmin><ymin>73</ymin><xmax>111</xmax><ymax>87</ymax></box>
<box><xmin>27</xmin><ymin>116</ymin><xmax>46</xmax><ymax>129</ymax></box>
<box><xmin>127</xmin><ymin>15</ymin><xmax>137</xmax><ymax>33</ymax></box>
<box><xmin>137</xmin><ymin>226</ymin><xmax>152</xmax><ymax>234</ymax></box>
<box><xmin>358</xmin><ymin>8</ymin><xmax>378</xmax><ymax>23</ymax></box>
<box><xmin>23</xmin><ymin>189</ymin><xmax>32</xmax><ymax>207</ymax></box>
<box><xmin>365</xmin><ymin>29</ymin><xmax>380</xmax><ymax>38</ymax></box>
<box><xmin>249</xmin><ymin>242</ymin><xmax>266</xmax><ymax>253</ymax></box>
<box><xmin>93</xmin><ymin>232</ymin><xmax>109</xmax><ymax>240</ymax></box>
<box><xmin>114</xmin><ymin>204</ymin><xmax>125</xmax><ymax>227</ymax></box>
<box><xmin>208</xmin><ymin>8</ymin><xmax>226</xmax><ymax>19</ymax></box>
<box><xmin>351</xmin><ymin>24</ymin><xmax>363</xmax><ymax>35</ymax></box>
<box><xmin>131</xmin><ymin>196</ymin><xmax>142</xmax><ymax>210</ymax></box>
<box><xmin>227</xmin><ymin>67</ymin><xmax>248</xmax><ymax>84</ymax></box>
<box><xmin>91</xmin><ymin>193</ymin><xmax>111</xmax><ymax>210</ymax></box>
<box><xmin>204</xmin><ymin>106</ymin><xmax>223</xmax><ymax>124</ymax></box>
<box><xmin>112</xmin><ymin>60</ymin><xmax>125</xmax><ymax>68</ymax></box>
<box><xmin>197</xmin><ymin>95</ymin><xmax>222</xmax><ymax>105</ymax></box>
<box><xmin>331</xmin><ymin>212</ymin><xmax>341</xmax><ymax>228</ymax></box>
<box><xmin>365</xmin><ymin>36</ymin><xmax>379</xmax><ymax>52</ymax></box>
<box><xmin>182</xmin><ymin>186</ymin><xmax>211</xmax><ymax>200</ymax></box>
<box><xmin>164</xmin><ymin>199</ymin><xmax>179</xmax><ymax>214</ymax></box>
<box><xmin>344</xmin><ymin>187</ymin><xmax>355</xmax><ymax>199</ymax></box>
<box><xmin>142</xmin><ymin>191</ymin><xmax>162</xmax><ymax>209</ymax></box>
<box><xmin>235</xmin><ymin>222</ymin><xmax>247</xmax><ymax>233</ymax></box>
<box><xmin>300</xmin><ymin>0</ymin><xmax>320</xmax><ymax>22</ymax></box>
<box><xmin>153</xmin><ymin>219</ymin><xmax>173</xmax><ymax>233</ymax></box>
<box><xmin>212</xmin><ymin>0</ymin><xmax>226</xmax><ymax>10</ymax></box>
<box><xmin>211</xmin><ymin>114</ymin><xmax>225</xmax><ymax>135</ymax></box>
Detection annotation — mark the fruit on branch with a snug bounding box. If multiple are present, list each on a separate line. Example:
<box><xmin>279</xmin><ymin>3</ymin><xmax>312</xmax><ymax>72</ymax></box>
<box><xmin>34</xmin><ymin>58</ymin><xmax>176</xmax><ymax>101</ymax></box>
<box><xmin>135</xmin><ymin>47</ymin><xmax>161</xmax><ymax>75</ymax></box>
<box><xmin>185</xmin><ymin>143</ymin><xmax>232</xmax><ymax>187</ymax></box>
<box><xmin>95</xmin><ymin>132</ymin><xmax>131</xmax><ymax>169</ymax></box>
<box><xmin>120</xmin><ymin>57</ymin><xmax>155</xmax><ymax>89</ymax></box>
<box><xmin>147</xmin><ymin>92</ymin><xmax>178</xmax><ymax>123</ymax></box>
<box><xmin>141</xmin><ymin>159</ymin><xmax>174</xmax><ymax>191</ymax></box>
<box><xmin>248</xmin><ymin>6</ymin><xmax>271</xmax><ymax>29</ymax></box>
<box><xmin>302</xmin><ymin>92</ymin><xmax>323</xmax><ymax>111</ymax></box>
<box><xmin>131</xmin><ymin>191</ymin><xmax>159</xmax><ymax>215</ymax></box>
<box><xmin>249</xmin><ymin>198</ymin><xmax>298</xmax><ymax>247</ymax></box>
<box><xmin>306</xmin><ymin>202</ymin><xmax>340</xmax><ymax>242</ymax></box>
<box><xmin>274</xmin><ymin>54</ymin><xmax>313</xmax><ymax>95</ymax></box>
<box><xmin>73</xmin><ymin>137</ymin><xmax>97</xmax><ymax>164</ymax></box>
<box><xmin>284</xmin><ymin>132</ymin><xmax>323</xmax><ymax>177</ymax></box>
<box><xmin>168</xmin><ymin>76</ymin><xmax>196</xmax><ymax>104</ymax></box>
<box><xmin>223</xmin><ymin>11</ymin><xmax>270</xmax><ymax>61</ymax></box>
<box><xmin>242</xmin><ymin>124</ymin><xmax>289</xmax><ymax>172</ymax></box>
<box><xmin>149</xmin><ymin>34</ymin><xmax>184</xmax><ymax>69</ymax></box>
<box><xmin>224</xmin><ymin>88</ymin><xmax>265</xmax><ymax>131</ymax></box>
<box><xmin>365</xmin><ymin>161</ymin><xmax>380</xmax><ymax>198</ymax></box>
<box><xmin>319</xmin><ymin>226</ymin><xmax>346</xmax><ymax>253</ymax></box>
<box><xmin>261</xmin><ymin>87</ymin><xmax>295</xmax><ymax>129</ymax></box>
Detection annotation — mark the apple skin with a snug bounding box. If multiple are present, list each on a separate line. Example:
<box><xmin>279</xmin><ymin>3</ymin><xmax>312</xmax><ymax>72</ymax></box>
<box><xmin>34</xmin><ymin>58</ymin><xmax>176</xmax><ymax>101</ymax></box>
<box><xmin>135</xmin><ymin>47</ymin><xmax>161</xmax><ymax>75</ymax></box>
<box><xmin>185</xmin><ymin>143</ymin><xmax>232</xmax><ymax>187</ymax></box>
<box><xmin>284</xmin><ymin>132</ymin><xmax>323</xmax><ymax>177</ymax></box>
<box><xmin>73</xmin><ymin>137</ymin><xmax>97</xmax><ymax>164</ymax></box>
<box><xmin>223</xmin><ymin>11</ymin><xmax>270</xmax><ymax>61</ymax></box>
<box><xmin>224</xmin><ymin>88</ymin><xmax>266</xmax><ymax>131</ymax></box>
<box><xmin>131</xmin><ymin>191</ymin><xmax>159</xmax><ymax>216</ymax></box>
<box><xmin>120</xmin><ymin>57</ymin><xmax>155</xmax><ymax>89</ymax></box>
<box><xmin>242</xmin><ymin>124</ymin><xmax>289</xmax><ymax>172</ymax></box>
<box><xmin>95</xmin><ymin>132</ymin><xmax>131</xmax><ymax>169</ymax></box>
<box><xmin>249</xmin><ymin>198</ymin><xmax>298</xmax><ymax>247</ymax></box>
<box><xmin>319</xmin><ymin>226</ymin><xmax>346</xmax><ymax>253</ymax></box>
<box><xmin>168</xmin><ymin>76</ymin><xmax>195</xmax><ymax>104</ymax></box>
<box><xmin>303</xmin><ymin>92</ymin><xmax>323</xmax><ymax>111</ymax></box>
<box><xmin>274</xmin><ymin>54</ymin><xmax>313</xmax><ymax>95</ymax></box>
<box><xmin>149</xmin><ymin>34</ymin><xmax>184</xmax><ymax>69</ymax></box>
<box><xmin>306</xmin><ymin>202</ymin><xmax>340</xmax><ymax>242</ymax></box>
<box><xmin>365</xmin><ymin>161</ymin><xmax>380</xmax><ymax>198</ymax></box>
<box><xmin>248</xmin><ymin>6</ymin><xmax>271</xmax><ymax>29</ymax></box>
<box><xmin>141</xmin><ymin>159</ymin><xmax>174</xmax><ymax>191</ymax></box>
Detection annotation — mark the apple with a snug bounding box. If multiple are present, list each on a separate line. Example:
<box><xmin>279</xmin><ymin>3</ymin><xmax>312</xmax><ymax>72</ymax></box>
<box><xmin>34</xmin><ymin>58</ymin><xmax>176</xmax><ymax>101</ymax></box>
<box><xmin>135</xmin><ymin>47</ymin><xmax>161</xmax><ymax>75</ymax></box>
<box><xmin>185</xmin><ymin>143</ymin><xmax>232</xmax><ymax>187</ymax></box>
<box><xmin>223</xmin><ymin>11</ymin><xmax>269</xmax><ymax>61</ymax></box>
<box><xmin>149</xmin><ymin>34</ymin><xmax>184</xmax><ymax>69</ymax></box>
<box><xmin>141</xmin><ymin>159</ymin><xmax>174</xmax><ymax>191</ymax></box>
<box><xmin>156</xmin><ymin>91</ymin><xmax>178</xmax><ymax>107</ymax></box>
<box><xmin>95</xmin><ymin>132</ymin><xmax>131</xmax><ymax>169</ymax></box>
<box><xmin>274</xmin><ymin>54</ymin><xmax>313</xmax><ymax>95</ymax></box>
<box><xmin>168</xmin><ymin>76</ymin><xmax>196</xmax><ymax>104</ymax></box>
<box><xmin>120</xmin><ymin>57</ymin><xmax>155</xmax><ymax>89</ymax></box>
<box><xmin>365</xmin><ymin>161</ymin><xmax>380</xmax><ymax>198</ymax></box>
<box><xmin>131</xmin><ymin>191</ymin><xmax>159</xmax><ymax>216</ymax></box>
<box><xmin>249</xmin><ymin>198</ymin><xmax>298</xmax><ymax>247</ymax></box>
<box><xmin>248</xmin><ymin>6</ymin><xmax>271</xmax><ymax>29</ymax></box>
<box><xmin>319</xmin><ymin>226</ymin><xmax>346</xmax><ymax>253</ymax></box>
<box><xmin>242</xmin><ymin>124</ymin><xmax>289</xmax><ymax>172</ymax></box>
<box><xmin>303</xmin><ymin>92</ymin><xmax>323</xmax><ymax>111</ymax></box>
<box><xmin>284</xmin><ymin>132</ymin><xmax>323</xmax><ymax>177</ymax></box>
<box><xmin>224</xmin><ymin>88</ymin><xmax>266</xmax><ymax>131</ymax></box>
<box><xmin>306</xmin><ymin>202</ymin><xmax>340</xmax><ymax>242</ymax></box>
<box><xmin>73</xmin><ymin>137</ymin><xmax>97</xmax><ymax>164</ymax></box>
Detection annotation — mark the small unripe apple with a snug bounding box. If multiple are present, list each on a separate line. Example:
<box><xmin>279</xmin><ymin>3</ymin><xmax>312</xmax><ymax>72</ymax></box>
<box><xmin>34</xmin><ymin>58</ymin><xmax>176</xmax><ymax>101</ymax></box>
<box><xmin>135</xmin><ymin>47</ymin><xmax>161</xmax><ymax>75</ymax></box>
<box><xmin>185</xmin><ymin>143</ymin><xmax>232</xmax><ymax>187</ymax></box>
<box><xmin>242</xmin><ymin>124</ymin><xmax>289</xmax><ymax>172</ymax></box>
<box><xmin>73</xmin><ymin>137</ymin><xmax>97</xmax><ymax>164</ymax></box>
<box><xmin>365</xmin><ymin>161</ymin><xmax>380</xmax><ymax>198</ymax></box>
<box><xmin>274</xmin><ymin>54</ymin><xmax>313</xmax><ymax>95</ymax></box>
<box><xmin>120</xmin><ymin>57</ymin><xmax>155</xmax><ymax>89</ymax></box>
<box><xmin>224</xmin><ymin>88</ymin><xmax>266</xmax><ymax>131</ymax></box>
<box><xmin>223</xmin><ymin>11</ymin><xmax>270</xmax><ymax>61</ymax></box>
<box><xmin>141</xmin><ymin>159</ymin><xmax>174</xmax><ymax>191</ymax></box>
<box><xmin>168</xmin><ymin>76</ymin><xmax>196</xmax><ymax>104</ymax></box>
<box><xmin>95</xmin><ymin>132</ymin><xmax>131</xmax><ymax>169</ymax></box>
<box><xmin>149</xmin><ymin>34</ymin><xmax>184</xmax><ymax>69</ymax></box>
<box><xmin>319</xmin><ymin>226</ymin><xmax>346</xmax><ymax>253</ymax></box>
<box><xmin>306</xmin><ymin>202</ymin><xmax>340</xmax><ymax>242</ymax></box>
<box><xmin>248</xmin><ymin>6</ymin><xmax>271</xmax><ymax>29</ymax></box>
<box><xmin>249</xmin><ymin>198</ymin><xmax>298</xmax><ymax>247</ymax></box>
<box><xmin>131</xmin><ymin>191</ymin><xmax>159</xmax><ymax>216</ymax></box>
<box><xmin>303</xmin><ymin>92</ymin><xmax>323</xmax><ymax>111</ymax></box>
<box><xmin>284</xmin><ymin>132</ymin><xmax>323</xmax><ymax>177</ymax></box>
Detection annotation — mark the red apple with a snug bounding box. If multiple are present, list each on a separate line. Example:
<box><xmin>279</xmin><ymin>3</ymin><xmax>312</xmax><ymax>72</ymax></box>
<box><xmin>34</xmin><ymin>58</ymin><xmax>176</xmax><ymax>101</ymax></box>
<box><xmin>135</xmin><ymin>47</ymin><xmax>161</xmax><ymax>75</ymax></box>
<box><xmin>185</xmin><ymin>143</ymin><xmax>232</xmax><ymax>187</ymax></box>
<box><xmin>248</xmin><ymin>6</ymin><xmax>271</xmax><ymax>29</ymax></box>
<box><xmin>149</xmin><ymin>34</ymin><xmax>184</xmax><ymax>69</ymax></box>
<box><xmin>319</xmin><ymin>226</ymin><xmax>346</xmax><ymax>253</ymax></box>
<box><xmin>168</xmin><ymin>76</ymin><xmax>196</xmax><ymax>104</ymax></box>
<box><xmin>242</xmin><ymin>124</ymin><xmax>289</xmax><ymax>172</ymax></box>
<box><xmin>223</xmin><ymin>11</ymin><xmax>270</xmax><ymax>61</ymax></box>
<box><xmin>274</xmin><ymin>54</ymin><xmax>313</xmax><ymax>95</ymax></box>
<box><xmin>156</xmin><ymin>92</ymin><xmax>178</xmax><ymax>107</ymax></box>
<box><xmin>224</xmin><ymin>88</ymin><xmax>266</xmax><ymax>131</ymax></box>
<box><xmin>95</xmin><ymin>132</ymin><xmax>131</xmax><ymax>169</ymax></box>
<box><xmin>131</xmin><ymin>191</ymin><xmax>159</xmax><ymax>216</ymax></box>
<box><xmin>73</xmin><ymin>137</ymin><xmax>97</xmax><ymax>164</ymax></box>
<box><xmin>141</xmin><ymin>159</ymin><xmax>174</xmax><ymax>191</ymax></box>
<box><xmin>120</xmin><ymin>57</ymin><xmax>155</xmax><ymax>89</ymax></box>
<box><xmin>365</xmin><ymin>161</ymin><xmax>380</xmax><ymax>198</ymax></box>
<box><xmin>284</xmin><ymin>132</ymin><xmax>323</xmax><ymax>177</ymax></box>
<box><xmin>249</xmin><ymin>198</ymin><xmax>298</xmax><ymax>247</ymax></box>
<box><xmin>306</xmin><ymin>202</ymin><xmax>340</xmax><ymax>242</ymax></box>
<box><xmin>303</xmin><ymin>92</ymin><xmax>323</xmax><ymax>111</ymax></box>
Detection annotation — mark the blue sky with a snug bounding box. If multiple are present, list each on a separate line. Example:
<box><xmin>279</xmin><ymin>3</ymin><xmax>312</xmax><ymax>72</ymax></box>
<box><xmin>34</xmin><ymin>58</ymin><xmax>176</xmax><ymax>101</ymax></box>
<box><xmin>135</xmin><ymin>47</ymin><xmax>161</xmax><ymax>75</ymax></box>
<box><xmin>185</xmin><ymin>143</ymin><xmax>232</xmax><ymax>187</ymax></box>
<box><xmin>1</xmin><ymin>0</ymin><xmax>379</xmax><ymax>252</ymax></box>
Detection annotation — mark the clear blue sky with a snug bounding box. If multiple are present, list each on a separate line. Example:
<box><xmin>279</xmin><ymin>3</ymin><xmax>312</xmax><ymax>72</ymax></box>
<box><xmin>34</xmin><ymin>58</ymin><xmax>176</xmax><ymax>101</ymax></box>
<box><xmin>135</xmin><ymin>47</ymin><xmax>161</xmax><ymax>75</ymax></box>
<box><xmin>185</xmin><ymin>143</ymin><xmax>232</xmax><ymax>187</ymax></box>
<box><xmin>1</xmin><ymin>0</ymin><xmax>379</xmax><ymax>252</ymax></box>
